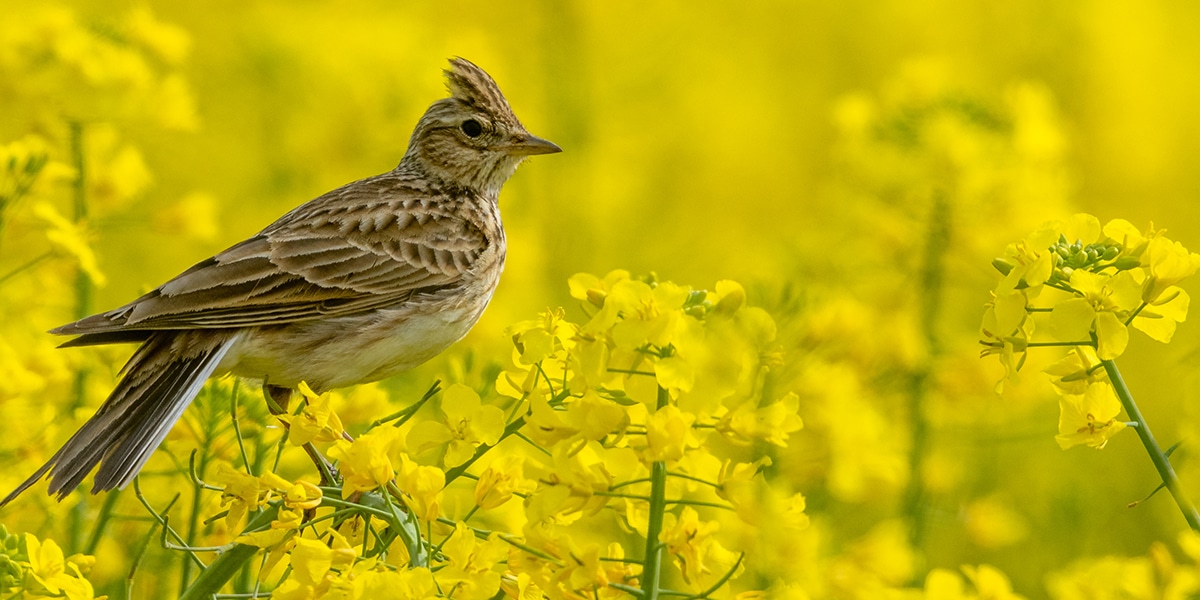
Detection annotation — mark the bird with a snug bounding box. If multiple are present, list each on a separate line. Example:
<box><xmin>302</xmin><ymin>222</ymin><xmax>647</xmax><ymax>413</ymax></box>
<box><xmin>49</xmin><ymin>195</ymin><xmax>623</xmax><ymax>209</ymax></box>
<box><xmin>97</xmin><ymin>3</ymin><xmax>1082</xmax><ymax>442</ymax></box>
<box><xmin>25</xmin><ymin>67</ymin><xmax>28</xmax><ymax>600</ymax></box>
<box><xmin>1</xmin><ymin>57</ymin><xmax>560</xmax><ymax>507</ymax></box>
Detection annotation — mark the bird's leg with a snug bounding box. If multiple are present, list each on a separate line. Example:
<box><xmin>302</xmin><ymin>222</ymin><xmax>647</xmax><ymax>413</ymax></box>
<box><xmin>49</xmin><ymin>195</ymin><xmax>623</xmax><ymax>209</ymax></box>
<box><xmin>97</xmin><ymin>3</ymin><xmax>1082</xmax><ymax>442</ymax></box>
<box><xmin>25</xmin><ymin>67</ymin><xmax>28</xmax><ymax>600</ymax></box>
<box><xmin>262</xmin><ymin>383</ymin><xmax>339</xmax><ymax>486</ymax></box>
<box><xmin>264</xmin><ymin>383</ymin><xmax>291</xmax><ymax>416</ymax></box>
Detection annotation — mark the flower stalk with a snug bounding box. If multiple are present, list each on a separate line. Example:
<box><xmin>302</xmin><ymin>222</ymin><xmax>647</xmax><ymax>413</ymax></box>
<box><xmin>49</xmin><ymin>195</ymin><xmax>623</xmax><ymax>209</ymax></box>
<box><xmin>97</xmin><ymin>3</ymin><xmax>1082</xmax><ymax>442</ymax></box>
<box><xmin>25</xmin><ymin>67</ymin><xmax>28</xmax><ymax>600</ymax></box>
<box><xmin>640</xmin><ymin>384</ymin><xmax>671</xmax><ymax>600</ymax></box>
<box><xmin>1101</xmin><ymin>359</ymin><xmax>1200</xmax><ymax>531</ymax></box>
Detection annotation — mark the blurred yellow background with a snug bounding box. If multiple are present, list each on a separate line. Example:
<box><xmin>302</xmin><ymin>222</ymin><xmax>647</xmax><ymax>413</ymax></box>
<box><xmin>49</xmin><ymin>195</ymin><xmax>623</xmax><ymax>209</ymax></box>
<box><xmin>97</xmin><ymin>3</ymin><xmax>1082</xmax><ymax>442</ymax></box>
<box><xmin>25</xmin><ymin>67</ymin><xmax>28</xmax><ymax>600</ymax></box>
<box><xmin>5</xmin><ymin>0</ymin><xmax>1200</xmax><ymax>597</ymax></box>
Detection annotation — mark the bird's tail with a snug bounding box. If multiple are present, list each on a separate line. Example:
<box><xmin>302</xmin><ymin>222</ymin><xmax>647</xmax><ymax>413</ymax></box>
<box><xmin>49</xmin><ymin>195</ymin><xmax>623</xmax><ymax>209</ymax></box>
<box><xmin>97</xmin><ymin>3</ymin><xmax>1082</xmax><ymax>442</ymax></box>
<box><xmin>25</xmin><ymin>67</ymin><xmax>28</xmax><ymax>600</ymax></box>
<box><xmin>1</xmin><ymin>330</ymin><xmax>235</xmax><ymax>507</ymax></box>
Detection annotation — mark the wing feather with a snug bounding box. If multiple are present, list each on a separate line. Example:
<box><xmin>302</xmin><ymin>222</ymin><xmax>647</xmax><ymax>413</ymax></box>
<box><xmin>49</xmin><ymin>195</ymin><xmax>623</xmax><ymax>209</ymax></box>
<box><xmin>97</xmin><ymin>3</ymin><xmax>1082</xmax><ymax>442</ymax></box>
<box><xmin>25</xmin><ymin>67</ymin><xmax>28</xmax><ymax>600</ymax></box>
<box><xmin>52</xmin><ymin>173</ymin><xmax>491</xmax><ymax>338</ymax></box>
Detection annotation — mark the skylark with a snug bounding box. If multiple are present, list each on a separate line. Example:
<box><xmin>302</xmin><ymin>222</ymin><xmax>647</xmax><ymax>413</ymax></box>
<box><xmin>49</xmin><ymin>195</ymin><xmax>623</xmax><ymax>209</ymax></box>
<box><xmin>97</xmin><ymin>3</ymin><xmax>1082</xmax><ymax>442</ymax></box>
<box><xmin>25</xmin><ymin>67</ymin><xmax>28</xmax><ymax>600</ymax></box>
<box><xmin>1</xmin><ymin>57</ymin><xmax>559</xmax><ymax>506</ymax></box>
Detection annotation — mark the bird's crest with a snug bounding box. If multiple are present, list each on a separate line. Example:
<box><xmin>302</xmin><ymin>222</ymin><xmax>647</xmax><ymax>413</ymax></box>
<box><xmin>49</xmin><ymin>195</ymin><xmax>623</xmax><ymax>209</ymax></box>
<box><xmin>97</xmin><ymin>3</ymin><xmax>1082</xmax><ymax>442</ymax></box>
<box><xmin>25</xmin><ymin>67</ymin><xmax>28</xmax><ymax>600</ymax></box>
<box><xmin>445</xmin><ymin>57</ymin><xmax>520</xmax><ymax>124</ymax></box>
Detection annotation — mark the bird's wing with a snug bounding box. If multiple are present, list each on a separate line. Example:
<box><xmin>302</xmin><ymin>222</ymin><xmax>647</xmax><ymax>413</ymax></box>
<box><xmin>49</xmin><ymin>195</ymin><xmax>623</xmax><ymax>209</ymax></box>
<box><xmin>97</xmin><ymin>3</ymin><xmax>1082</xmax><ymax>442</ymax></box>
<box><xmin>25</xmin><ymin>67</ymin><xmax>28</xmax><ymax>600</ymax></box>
<box><xmin>53</xmin><ymin>175</ymin><xmax>489</xmax><ymax>338</ymax></box>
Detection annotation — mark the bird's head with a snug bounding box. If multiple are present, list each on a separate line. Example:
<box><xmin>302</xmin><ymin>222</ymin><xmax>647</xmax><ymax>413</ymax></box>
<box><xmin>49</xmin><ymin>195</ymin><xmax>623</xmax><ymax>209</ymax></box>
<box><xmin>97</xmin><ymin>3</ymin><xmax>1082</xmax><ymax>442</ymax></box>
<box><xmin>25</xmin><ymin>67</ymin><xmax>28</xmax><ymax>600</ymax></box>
<box><xmin>402</xmin><ymin>57</ymin><xmax>560</xmax><ymax>194</ymax></box>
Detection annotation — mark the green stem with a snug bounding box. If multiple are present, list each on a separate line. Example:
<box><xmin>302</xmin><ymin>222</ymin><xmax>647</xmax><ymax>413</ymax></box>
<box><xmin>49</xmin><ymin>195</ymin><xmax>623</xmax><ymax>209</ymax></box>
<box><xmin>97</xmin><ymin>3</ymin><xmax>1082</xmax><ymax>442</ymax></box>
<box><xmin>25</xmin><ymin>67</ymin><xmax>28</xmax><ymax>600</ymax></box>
<box><xmin>181</xmin><ymin>444</ymin><xmax>212</xmax><ymax>589</ymax></box>
<box><xmin>230</xmin><ymin>383</ymin><xmax>253</xmax><ymax>473</ymax></box>
<box><xmin>1027</xmin><ymin>341</ymin><xmax>1096</xmax><ymax>348</ymax></box>
<box><xmin>126</xmin><ymin>509</ymin><xmax>163</xmax><ymax>597</ymax></box>
<box><xmin>1102</xmin><ymin>359</ymin><xmax>1200</xmax><ymax>531</ymax></box>
<box><xmin>67</xmin><ymin>121</ymin><xmax>91</xmax><ymax>555</ymax></box>
<box><xmin>366</xmin><ymin>380</ymin><xmax>441</xmax><ymax>431</ymax></box>
<box><xmin>1124</xmin><ymin>301</ymin><xmax>1150</xmax><ymax>326</ymax></box>
<box><xmin>69</xmin><ymin>119</ymin><xmax>93</xmax><ymax>366</ymax></box>
<box><xmin>178</xmin><ymin>505</ymin><xmax>279</xmax><ymax>600</ymax></box>
<box><xmin>67</xmin><ymin>120</ymin><xmax>92</xmax><ymax>415</ymax></box>
<box><xmin>903</xmin><ymin>189</ymin><xmax>950</xmax><ymax>551</ymax></box>
<box><xmin>640</xmin><ymin>385</ymin><xmax>670</xmax><ymax>600</ymax></box>
<box><xmin>0</xmin><ymin>252</ymin><xmax>53</xmax><ymax>286</ymax></box>
<box><xmin>84</xmin><ymin>489</ymin><xmax>122</xmax><ymax>555</ymax></box>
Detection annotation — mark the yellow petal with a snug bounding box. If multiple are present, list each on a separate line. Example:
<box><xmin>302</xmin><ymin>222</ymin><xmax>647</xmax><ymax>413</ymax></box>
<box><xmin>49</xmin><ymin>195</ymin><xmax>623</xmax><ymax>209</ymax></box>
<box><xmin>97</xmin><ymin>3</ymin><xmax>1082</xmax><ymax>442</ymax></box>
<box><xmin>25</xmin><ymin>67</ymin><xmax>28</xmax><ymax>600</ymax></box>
<box><xmin>1049</xmin><ymin>297</ymin><xmax>1095</xmax><ymax>342</ymax></box>
<box><xmin>1063</xmin><ymin>213</ymin><xmax>1102</xmax><ymax>245</ymax></box>
<box><xmin>655</xmin><ymin>355</ymin><xmax>695</xmax><ymax>393</ymax></box>
<box><xmin>440</xmin><ymin>384</ymin><xmax>482</xmax><ymax>423</ymax></box>
<box><xmin>992</xmin><ymin>291</ymin><xmax>1027</xmax><ymax>334</ymax></box>
<box><xmin>405</xmin><ymin>421</ymin><xmax>452</xmax><ymax>454</ymax></box>
<box><xmin>1132</xmin><ymin>312</ymin><xmax>1178</xmax><ymax>343</ymax></box>
<box><xmin>469</xmin><ymin>405</ymin><xmax>507</xmax><ymax>446</ymax></box>
<box><xmin>1095</xmin><ymin>311</ymin><xmax>1129</xmax><ymax>360</ymax></box>
<box><xmin>1102</xmin><ymin>218</ymin><xmax>1145</xmax><ymax>249</ymax></box>
<box><xmin>567</xmin><ymin>272</ymin><xmax>602</xmax><ymax>302</ymax></box>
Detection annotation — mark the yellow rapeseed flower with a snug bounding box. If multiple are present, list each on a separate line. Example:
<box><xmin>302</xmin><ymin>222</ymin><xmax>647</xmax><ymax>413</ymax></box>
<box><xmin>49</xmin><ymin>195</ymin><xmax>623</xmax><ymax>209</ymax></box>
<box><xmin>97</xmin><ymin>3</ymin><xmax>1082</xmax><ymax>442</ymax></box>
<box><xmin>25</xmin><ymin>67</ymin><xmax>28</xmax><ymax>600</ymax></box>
<box><xmin>358</xmin><ymin>566</ymin><xmax>438</xmax><ymax>599</ymax></box>
<box><xmin>1054</xmin><ymin>381</ymin><xmax>1127</xmax><ymax>450</ymax></box>
<box><xmin>961</xmin><ymin>565</ymin><xmax>1025</xmax><ymax>599</ymax></box>
<box><xmin>22</xmin><ymin>535</ymin><xmax>105</xmax><ymax>600</ymax></box>
<box><xmin>214</xmin><ymin>463</ymin><xmax>261</xmax><ymax>531</ymax></box>
<box><xmin>716</xmin><ymin>392</ymin><xmax>804</xmax><ymax>447</ymax></box>
<box><xmin>327</xmin><ymin>427</ymin><xmax>402</xmax><ymax>497</ymax></box>
<box><xmin>1142</xmin><ymin>236</ymin><xmax>1200</xmax><ymax>303</ymax></box>
<box><xmin>125</xmin><ymin>7</ymin><xmax>190</xmax><ymax>66</ymax></box>
<box><xmin>153</xmin><ymin>191</ymin><xmax>219</xmax><ymax>241</ymax></box>
<box><xmin>406</xmin><ymin>384</ymin><xmax>503</xmax><ymax>467</ymax></box>
<box><xmin>271</xmin><ymin>538</ymin><xmax>335</xmax><ymax>600</ymax></box>
<box><xmin>395</xmin><ymin>454</ymin><xmax>444</xmax><ymax>521</ymax></box>
<box><xmin>474</xmin><ymin>455</ymin><xmax>529</xmax><ymax>510</ymax></box>
<box><xmin>642</xmin><ymin>404</ymin><xmax>694</xmax><ymax>465</ymax></box>
<box><xmin>659</xmin><ymin>506</ymin><xmax>743</xmax><ymax>589</ymax></box>
<box><xmin>285</xmin><ymin>382</ymin><xmax>345</xmax><ymax>446</ymax></box>
<box><xmin>436</xmin><ymin>523</ymin><xmax>506</xmax><ymax>600</ymax></box>
<box><xmin>1132</xmin><ymin>286</ymin><xmax>1190</xmax><ymax>343</ymax></box>
<box><xmin>33</xmin><ymin>202</ymin><xmax>105</xmax><ymax>286</ymax></box>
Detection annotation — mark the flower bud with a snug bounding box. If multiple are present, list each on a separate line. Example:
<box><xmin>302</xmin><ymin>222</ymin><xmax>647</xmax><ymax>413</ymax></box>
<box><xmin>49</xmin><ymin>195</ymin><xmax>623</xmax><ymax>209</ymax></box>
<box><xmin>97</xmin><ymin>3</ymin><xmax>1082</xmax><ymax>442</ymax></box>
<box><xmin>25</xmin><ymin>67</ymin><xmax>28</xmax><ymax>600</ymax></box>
<box><xmin>1113</xmin><ymin>256</ymin><xmax>1141</xmax><ymax>270</ymax></box>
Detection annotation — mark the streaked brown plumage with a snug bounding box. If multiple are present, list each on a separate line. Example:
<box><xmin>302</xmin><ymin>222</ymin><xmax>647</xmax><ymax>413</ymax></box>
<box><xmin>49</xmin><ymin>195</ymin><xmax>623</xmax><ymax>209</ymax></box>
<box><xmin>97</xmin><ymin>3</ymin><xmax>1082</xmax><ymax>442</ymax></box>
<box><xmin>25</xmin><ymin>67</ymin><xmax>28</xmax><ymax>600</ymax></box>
<box><xmin>1</xmin><ymin>57</ymin><xmax>559</xmax><ymax>506</ymax></box>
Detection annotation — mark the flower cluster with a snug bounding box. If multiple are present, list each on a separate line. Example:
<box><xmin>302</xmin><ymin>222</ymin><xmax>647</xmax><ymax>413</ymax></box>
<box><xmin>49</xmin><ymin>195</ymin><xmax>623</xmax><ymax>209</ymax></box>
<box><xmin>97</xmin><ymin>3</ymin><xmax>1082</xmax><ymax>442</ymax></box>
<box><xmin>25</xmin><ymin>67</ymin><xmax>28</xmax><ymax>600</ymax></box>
<box><xmin>0</xmin><ymin>526</ymin><xmax>105</xmax><ymax>600</ymax></box>
<box><xmin>1047</xmin><ymin>531</ymin><xmax>1200</xmax><ymax>598</ymax></box>
<box><xmin>0</xmin><ymin>6</ymin><xmax>196</xmax><ymax>130</ymax></box>
<box><xmin>982</xmin><ymin>214</ymin><xmax>1200</xmax><ymax>449</ymax></box>
<box><xmin>182</xmin><ymin>271</ymin><xmax>804</xmax><ymax>599</ymax></box>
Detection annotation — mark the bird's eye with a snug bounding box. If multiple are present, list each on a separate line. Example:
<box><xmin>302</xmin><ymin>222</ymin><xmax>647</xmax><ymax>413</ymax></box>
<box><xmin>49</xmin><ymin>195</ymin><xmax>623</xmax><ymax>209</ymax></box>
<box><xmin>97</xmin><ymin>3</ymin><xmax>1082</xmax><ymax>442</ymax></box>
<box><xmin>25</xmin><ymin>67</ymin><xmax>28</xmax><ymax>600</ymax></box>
<box><xmin>460</xmin><ymin>119</ymin><xmax>483</xmax><ymax>138</ymax></box>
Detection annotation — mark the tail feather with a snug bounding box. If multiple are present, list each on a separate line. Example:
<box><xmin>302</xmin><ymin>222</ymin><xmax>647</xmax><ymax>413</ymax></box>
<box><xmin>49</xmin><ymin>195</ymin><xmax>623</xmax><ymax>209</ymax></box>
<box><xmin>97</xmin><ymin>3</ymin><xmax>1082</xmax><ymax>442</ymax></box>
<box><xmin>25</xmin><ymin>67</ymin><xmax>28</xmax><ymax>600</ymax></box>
<box><xmin>1</xmin><ymin>331</ymin><xmax>234</xmax><ymax>507</ymax></box>
<box><xmin>93</xmin><ymin>343</ymin><xmax>230</xmax><ymax>492</ymax></box>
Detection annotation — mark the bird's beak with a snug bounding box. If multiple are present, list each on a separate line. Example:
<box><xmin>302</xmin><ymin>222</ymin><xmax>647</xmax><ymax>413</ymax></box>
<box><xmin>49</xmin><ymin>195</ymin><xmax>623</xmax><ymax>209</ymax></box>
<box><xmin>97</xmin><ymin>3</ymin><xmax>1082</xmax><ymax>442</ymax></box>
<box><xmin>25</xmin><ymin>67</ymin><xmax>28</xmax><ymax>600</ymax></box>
<box><xmin>505</xmin><ymin>132</ymin><xmax>563</xmax><ymax>156</ymax></box>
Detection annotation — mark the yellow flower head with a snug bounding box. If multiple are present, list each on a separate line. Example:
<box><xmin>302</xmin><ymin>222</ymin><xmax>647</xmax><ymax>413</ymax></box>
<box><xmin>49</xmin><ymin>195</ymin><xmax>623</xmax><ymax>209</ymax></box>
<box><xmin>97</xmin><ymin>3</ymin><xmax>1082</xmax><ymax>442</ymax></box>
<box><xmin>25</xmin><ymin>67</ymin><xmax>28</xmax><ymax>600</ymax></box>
<box><xmin>436</xmin><ymin>523</ymin><xmax>506</xmax><ymax>599</ymax></box>
<box><xmin>214</xmin><ymin>463</ymin><xmax>262</xmax><ymax>530</ymax></box>
<box><xmin>1055</xmin><ymin>381</ymin><xmax>1128</xmax><ymax>450</ymax></box>
<box><xmin>406</xmin><ymin>384</ymin><xmax>504</xmax><ymax>467</ymax></box>
<box><xmin>659</xmin><ymin>507</ymin><xmax>743</xmax><ymax>589</ymax></box>
<box><xmin>22</xmin><ymin>534</ymin><xmax>104</xmax><ymax>600</ymax></box>
<box><xmin>642</xmin><ymin>404</ymin><xmax>695</xmax><ymax>465</ymax></box>
<box><xmin>716</xmin><ymin>393</ymin><xmax>804</xmax><ymax>447</ymax></box>
<box><xmin>474</xmin><ymin>455</ymin><xmax>529</xmax><ymax>510</ymax></box>
<box><xmin>286</xmin><ymin>382</ymin><xmax>346</xmax><ymax>446</ymax></box>
<box><xmin>396</xmin><ymin>454</ymin><xmax>444</xmax><ymax>522</ymax></box>
<box><xmin>1142</xmin><ymin>236</ymin><xmax>1200</xmax><ymax>303</ymax></box>
<box><xmin>33</xmin><ymin>202</ymin><xmax>106</xmax><ymax>286</ymax></box>
<box><xmin>327</xmin><ymin>427</ymin><xmax>402</xmax><ymax>497</ymax></box>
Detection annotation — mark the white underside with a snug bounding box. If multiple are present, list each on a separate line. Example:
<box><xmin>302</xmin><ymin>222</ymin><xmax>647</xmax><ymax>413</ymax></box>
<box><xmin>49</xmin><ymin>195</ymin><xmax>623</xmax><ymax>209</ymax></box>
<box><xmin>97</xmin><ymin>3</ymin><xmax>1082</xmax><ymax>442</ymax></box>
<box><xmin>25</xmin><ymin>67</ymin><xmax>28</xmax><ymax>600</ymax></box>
<box><xmin>215</xmin><ymin>300</ymin><xmax>486</xmax><ymax>391</ymax></box>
